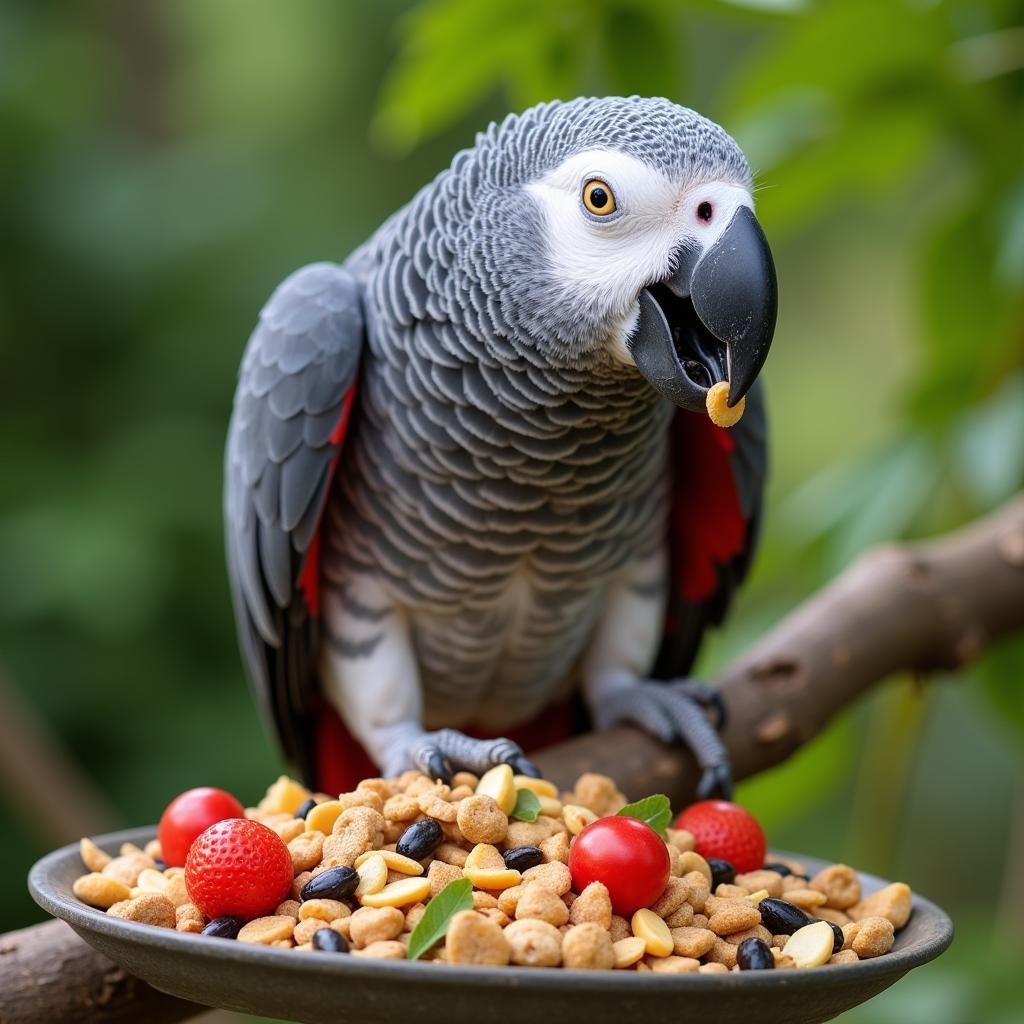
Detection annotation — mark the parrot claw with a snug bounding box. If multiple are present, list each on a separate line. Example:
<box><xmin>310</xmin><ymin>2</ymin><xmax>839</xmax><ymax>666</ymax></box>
<box><xmin>697</xmin><ymin>762</ymin><xmax>733</xmax><ymax>801</ymax></box>
<box><xmin>508</xmin><ymin>754</ymin><xmax>542</xmax><ymax>778</ymax></box>
<box><xmin>592</xmin><ymin>677</ymin><xmax>732</xmax><ymax>802</ymax></box>
<box><xmin>407</xmin><ymin>729</ymin><xmax>536</xmax><ymax>780</ymax></box>
<box><xmin>671</xmin><ymin>679</ymin><xmax>728</xmax><ymax>731</ymax></box>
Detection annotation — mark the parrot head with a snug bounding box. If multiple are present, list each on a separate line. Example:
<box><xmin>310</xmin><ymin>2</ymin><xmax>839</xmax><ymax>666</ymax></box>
<box><xmin>470</xmin><ymin>96</ymin><xmax>777</xmax><ymax>412</ymax></box>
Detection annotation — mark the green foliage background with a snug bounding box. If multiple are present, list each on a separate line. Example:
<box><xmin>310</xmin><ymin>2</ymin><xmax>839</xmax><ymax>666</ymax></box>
<box><xmin>1</xmin><ymin>2</ymin><xmax>1022</xmax><ymax>1021</ymax></box>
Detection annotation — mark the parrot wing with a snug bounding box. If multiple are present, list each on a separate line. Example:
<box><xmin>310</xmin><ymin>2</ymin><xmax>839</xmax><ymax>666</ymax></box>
<box><xmin>654</xmin><ymin>380</ymin><xmax>767</xmax><ymax>679</ymax></box>
<box><xmin>224</xmin><ymin>263</ymin><xmax>363</xmax><ymax>782</ymax></box>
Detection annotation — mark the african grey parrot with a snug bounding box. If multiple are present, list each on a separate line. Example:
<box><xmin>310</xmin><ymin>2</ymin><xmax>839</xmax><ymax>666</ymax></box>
<box><xmin>225</xmin><ymin>96</ymin><xmax>776</xmax><ymax>799</ymax></box>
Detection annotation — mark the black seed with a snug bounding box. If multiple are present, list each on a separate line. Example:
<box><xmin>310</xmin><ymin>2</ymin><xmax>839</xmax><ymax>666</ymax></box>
<box><xmin>312</xmin><ymin>927</ymin><xmax>348</xmax><ymax>953</ymax></box>
<box><xmin>737</xmin><ymin>937</ymin><xmax>774</xmax><ymax>970</ymax></box>
<box><xmin>201</xmin><ymin>916</ymin><xmax>243</xmax><ymax>939</ymax></box>
<box><xmin>763</xmin><ymin>861</ymin><xmax>793</xmax><ymax>877</ymax></box>
<box><xmin>395</xmin><ymin>818</ymin><xmax>444</xmax><ymax>861</ymax></box>
<box><xmin>708</xmin><ymin>858</ymin><xmax>736</xmax><ymax>889</ymax></box>
<box><xmin>503</xmin><ymin>846</ymin><xmax>544</xmax><ymax>872</ymax></box>
<box><xmin>151</xmin><ymin>858</ymin><xmax>167</xmax><ymax>872</ymax></box>
<box><xmin>294</xmin><ymin>798</ymin><xmax>317</xmax><ymax>821</ymax></box>
<box><xmin>758</xmin><ymin>898</ymin><xmax>811</xmax><ymax>936</ymax></box>
<box><xmin>300</xmin><ymin>866</ymin><xmax>358</xmax><ymax>902</ymax></box>
<box><xmin>812</xmin><ymin>918</ymin><xmax>844</xmax><ymax>955</ymax></box>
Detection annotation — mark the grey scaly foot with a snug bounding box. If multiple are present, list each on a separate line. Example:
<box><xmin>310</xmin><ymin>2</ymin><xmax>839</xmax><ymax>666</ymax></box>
<box><xmin>404</xmin><ymin>730</ymin><xmax>541</xmax><ymax>784</ymax></box>
<box><xmin>594</xmin><ymin>678</ymin><xmax>733</xmax><ymax>800</ymax></box>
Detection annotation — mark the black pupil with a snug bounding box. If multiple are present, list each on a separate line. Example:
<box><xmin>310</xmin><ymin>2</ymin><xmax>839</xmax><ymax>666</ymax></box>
<box><xmin>589</xmin><ymin>186</ymin><xmax>608</xmax><ymax>209</ymax></box>
<box><xmin>698</xmin><ymin>201</ymin><xmax>713</xmax><ymax>222</ymax></box>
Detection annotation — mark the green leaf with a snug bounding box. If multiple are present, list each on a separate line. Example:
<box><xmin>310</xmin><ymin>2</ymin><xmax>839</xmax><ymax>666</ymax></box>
<box><xmin>511</xmin><ymin>787</ymin><xmax>541</xmax><ymax>822</ymax></box>
<box><xmin>617</xmin><ymin>794</ymin><xmax>672</xmax><ymax>838</ymax></box>
<box><xmin>406</xmin><ymin>878</ymin><xmax>473</xmax><ymax>961</ymax></box>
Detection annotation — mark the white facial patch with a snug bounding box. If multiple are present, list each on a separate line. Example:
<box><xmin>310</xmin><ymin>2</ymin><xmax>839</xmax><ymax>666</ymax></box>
<box><xmin>525</xmin><ymin>149</ymin><xmax>754</xmax><ymax>362</ymax></box>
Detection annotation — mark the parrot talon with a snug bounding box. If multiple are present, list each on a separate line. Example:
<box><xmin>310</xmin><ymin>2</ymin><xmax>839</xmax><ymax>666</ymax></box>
<box><xmin>407</xmin><ymin>729</ymin><xmax>536</xmax><ymax>780</ymax></box>
<box><xmin>672</xmin><ymin>679</ymin><xmax>728</xmax><ymax>731</ymax></box>
<box><xmin>697</xmin><ymin>762</ymin><xmax>733</xmax><ymax>802</ymax></box>
<box><xmin>508</xmin><ymin>754</ymin><xmax>542</xmax><ymax>779</ymax></box>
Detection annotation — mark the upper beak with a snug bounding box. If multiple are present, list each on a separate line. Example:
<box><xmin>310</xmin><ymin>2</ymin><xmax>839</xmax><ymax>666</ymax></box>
<box><xmin>628</xmin><ymin>205</ymin><xmax>778</xmax><ymax>413</ymax></box>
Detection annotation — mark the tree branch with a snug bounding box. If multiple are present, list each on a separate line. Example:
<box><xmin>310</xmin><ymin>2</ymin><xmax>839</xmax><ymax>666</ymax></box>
<box><xmin>8</xmin><ymin>495</ymin><xmax>1024</xmax><ymax>1022</ymax></box>
<box><xmin>535</xmin><ymin>494</ymin><xmax>1024</xmax><ymax>802</ymax></box>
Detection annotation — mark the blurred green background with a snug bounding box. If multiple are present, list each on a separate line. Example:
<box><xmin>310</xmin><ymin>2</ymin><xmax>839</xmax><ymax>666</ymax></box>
<box><xmin>1</xmin><ymin>1</ymin><xmax>1022</xmax><ymax>1021</ymax></box>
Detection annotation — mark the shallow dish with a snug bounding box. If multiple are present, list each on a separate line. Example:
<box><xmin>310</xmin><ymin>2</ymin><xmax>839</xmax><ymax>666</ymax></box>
<box><xmin>30</xmin><ymin>826</ymin><xmax>952</xmax><ymax>1024</ymax></box>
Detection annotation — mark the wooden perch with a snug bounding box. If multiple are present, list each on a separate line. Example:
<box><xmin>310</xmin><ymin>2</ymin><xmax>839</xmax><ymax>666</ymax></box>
<box><xmin>5</xmin><ymin>494</ymin><xmax>1024</xmax><ymax>1023</ymax></box>
<box><xmin>535</xmin><ymin>493</ymin><xmax>1024</xmax><ymax>801</ymax></box>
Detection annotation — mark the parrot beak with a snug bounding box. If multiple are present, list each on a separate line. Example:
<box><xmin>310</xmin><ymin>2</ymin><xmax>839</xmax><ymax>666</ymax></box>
<box><xmin>628</xmin><ymin>205</ymin><xmax>778</xmax><ymax>412</ymax></box>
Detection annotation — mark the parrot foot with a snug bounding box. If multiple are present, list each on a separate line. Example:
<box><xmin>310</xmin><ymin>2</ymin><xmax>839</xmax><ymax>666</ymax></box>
<box><xmin>594</xmin><ymin>678</ymin><xmax>732</xmax><ymax>801</ymax></box>
<box><xmin>403</xmin><ymin>729</ymin><xmax>541</xmax><ymax>785</ymax></box>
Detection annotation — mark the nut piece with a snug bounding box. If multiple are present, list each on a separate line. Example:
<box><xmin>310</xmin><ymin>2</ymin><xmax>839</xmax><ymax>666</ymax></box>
<box><xmin>785</xmin><ymin>888</ymin><xmax>828</xmax><ymax>911</ymax></box>
<box><xmin>355</xmin><ymin>854</ymin><xmax>389</xmax><ymax>897</ymax></box>
<box><xmin>570</xmin><ymin>773</ymin><xmax>626</xmax><ymax>816</ymax></box>
<box><xmin>811</xmin><ymin>864</ymin><xmax>861</xmax><ymax>910</ymax></box>
<box><xmin>706</xmin><ymin>381</ymin><xmax>745</xmax><ymax>428</ymax></box>
<box><xmin>175</xmin><ymin>903</ymin><xmax>204</xmax><ymax>933</ymax></box>
<box><xmin>74</xmin><ymin>873</ymin><xmax>131</xmax><ymax>910</ymax></box>
<box><xmin>299</xmin><ymin>899</ymin><xmax>348</xmax><ymax>922</ymax></box>
<box><xmin>349</xmin><ymin>906</ymin><xmax>405</xmax><ymax>947</ymax></box>
<box><xmin>707</xmin><ymin>900</ymin><xmax>761</xmax><ymax>936</ymax></box>
<box><xmin>514</xmin><ymin>776</ymin><xmax>558</xmax><ymax>799</ymax></box>
<box><xmin>521</xmin><ymin>861</ymin><xmax>573</xmax><ymax>895</ymax></box>
<box><xmin>464</xmin><ymin>867</ymin><xmax>522</xmax><ymax>890</ymax></box>
<box><xmin>457</xmin><ymin>795</ymin><xmax>509</xmax><ymax>845</ymax></box>
<box><xmin>569</xmin><ymin>882</ymin><xmax>613</xmax><ymax>929</ymax></box>
<box><xmin>561</xmin><ymin>923</ymin><xmax>616</xmax><ymax>970</ymax></box>
<box><xmin>359</xmin><ymin>876</ymin><xmax>431</xmax><ymax>908</ymax></box>
<box><xmin>428</xmin><ymin>859</ymin><xmax>463</xmax><ymax>896</ymax></box>
<box><xmin>516</xmin><ymin>885</ymin><xmax>570</xmax><ymax>927</ymax></box>
<box><xmin>352</xmin><ymin>940</ymin><xmax>406</xmax><ymax>959</ymax></box>
<box><xmin>830</xmin><ymin>949</ymin><xmax>860</xmax><ymax>965</ymax></box>
<box><xmin>288</xmin><ymin>831</ymin><xmax>325</xmax><ymax>875</ymax></box>
<box><xmin>475</xmin><ymin>765</ymin><xmax>517</xmax><ymax>815</ymax></box>
<box><xmin>464</xmin><ymin>843</ymin><xmax>506</xmax><ymax>871</ymax></box>
<box><xmin>734</xmin><ymin>870</ymin><xmax>784</xmax><ymax>899</ymax></box>
<box><xmin>237</xmin><ymin>915</ymin><xmax>297</xmax><ymax>944</ymax></box>
<box><xmin>108</xmin><ymin>894</ymin><xmax>177</xmax><ymax>929</ymax></box>
<box><xmin>101</xmin><ymin>853</ymin><xmax>153</xmax><ymax>888</ymax></box>
<box><xmin>613</xmin><ymin>936</ymin><xmax>647</xmax><ymax>968</ymax></box>
<box><xmin>647</xmin><ymin>955</ymin><xmax>700</xmax><ymax>974</ymax></box>
<box><xmin>851</xmin><ymin>916</ymin><xmax>895</xmax><ymax>959</ymax></box>
<box><xmin>505</xmin><ymin>918</ymin><xmax>563</xmax><ymax>967</ymax></box>
<box><xmin>851</xmin><ymin>883</ymin><xmax>912</xmax><ymax>929</ymax></box>
<box><xmin>79</xmin><ymin>838</ymin><xmax>112</xmax><ymax>873</ymax></box>
<box><xmin>671</xmin><ymin>926</ymin><xmax>717</xmax><ymax>958</ymax></box>
<box><xmin>632</xmin><ymin>908</ymin><xmax>673</xmax><ymax>957</ymax></box>
<box><xmin>782</xmin><ymin>921</ymin><xmax>836</xmax><ymax>968</ymax></box>
<box><xmin>562</xmin><ymin>804</ymin><xmax>598</xmax><ymax>836</ymax></box>
<box><xmin>664</xmin><ymin>903</ymin><xmax>695</xmax><ymax>928</ymax></box>
<box><xmin>445</xmin><ymin>910</ymin><xmax>511</xmax><ymax>965</ymax></box>
<box><xmin>678</xmin><ymin>853</ymin><xmax>713</xmax><ymax>888</ymax></box>
<box><xmin>539</xmin><ymin>831</ymin><xmax>571</xmax><ymax>865</ymax></box>
<box><xmin>649</xmin><ymin>877</ymin><xmax>691</xmax><ymax>918</ymax></box>
<box><xmin>354</xmin><ymin>849</ymin><xmax>424</xmax><ymax>876</ymax></box>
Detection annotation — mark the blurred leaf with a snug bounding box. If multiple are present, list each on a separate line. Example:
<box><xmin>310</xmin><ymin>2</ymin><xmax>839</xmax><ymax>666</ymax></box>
<box><xmin>952</xmin><ymin>373</ymin><xmax>1024</xmax><ymax>507</ymax></box>
<box><xmin>976</xmin><ymin>635</ymin><xmax>1024</xmax><ymax>741</ymax></box>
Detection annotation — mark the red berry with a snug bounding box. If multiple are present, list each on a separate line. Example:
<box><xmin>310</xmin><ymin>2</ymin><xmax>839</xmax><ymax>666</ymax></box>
<box><xmin>158</xmin><ymin>787</ymin><xmax>245</xmax><ymax>867</ymax></box>
<box><xmin>568</xmin><ymin>816</ymin><xmax>670</xmax><ymax>916</ymax></box>
<box><xmin>673</xmin><ymin>800</ymin><xmax>766</xmax><ymax>873</ymax></box>
<box><xmin>185</xmin><ymin>818</ymin><xmax>292</xmax><ymax>920</ymax></box>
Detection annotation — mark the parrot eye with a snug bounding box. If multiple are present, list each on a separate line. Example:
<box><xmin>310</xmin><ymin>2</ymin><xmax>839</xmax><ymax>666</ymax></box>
<box><xmin>697</xmin><ymin>201</ymin><xmax>713</xmax><ymax>223</ymax></box>
<box><xmin>582</xmin><ymin>179</ymin><xmax>617</xmax><ymax>216</ymax></box>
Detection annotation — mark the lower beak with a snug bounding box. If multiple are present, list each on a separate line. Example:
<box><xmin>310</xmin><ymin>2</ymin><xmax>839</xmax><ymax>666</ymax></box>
<box><xmin>628</xmin><ymin>205</ymin><xmax>778</xmax><ymax>413</ymax></box>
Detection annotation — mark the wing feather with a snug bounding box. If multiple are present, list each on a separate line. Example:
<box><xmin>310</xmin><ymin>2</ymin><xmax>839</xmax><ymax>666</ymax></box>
<box><xmin>224</xmin><ymin>262</ymin><xmax>363</xmax><ymax>780</ymax></box>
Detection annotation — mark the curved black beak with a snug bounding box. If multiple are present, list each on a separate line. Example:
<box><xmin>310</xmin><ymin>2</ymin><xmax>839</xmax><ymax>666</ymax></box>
<box><xmin>628</xmin><ymin>205</ymin><xmax>778</xmax><ymax>414</ymax></box>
